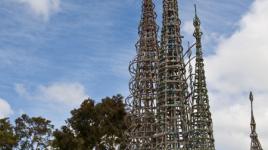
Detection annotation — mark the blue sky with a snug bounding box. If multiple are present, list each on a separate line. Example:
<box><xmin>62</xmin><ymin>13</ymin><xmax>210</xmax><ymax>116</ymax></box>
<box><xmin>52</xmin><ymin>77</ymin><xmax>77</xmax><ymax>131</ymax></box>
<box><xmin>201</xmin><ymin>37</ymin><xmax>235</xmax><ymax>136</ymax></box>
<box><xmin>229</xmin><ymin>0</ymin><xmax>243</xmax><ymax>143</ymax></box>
<box><xmin>3</xmin><ymin>0</ymin><xmax>268</xmax><ymax>149</ymax></box>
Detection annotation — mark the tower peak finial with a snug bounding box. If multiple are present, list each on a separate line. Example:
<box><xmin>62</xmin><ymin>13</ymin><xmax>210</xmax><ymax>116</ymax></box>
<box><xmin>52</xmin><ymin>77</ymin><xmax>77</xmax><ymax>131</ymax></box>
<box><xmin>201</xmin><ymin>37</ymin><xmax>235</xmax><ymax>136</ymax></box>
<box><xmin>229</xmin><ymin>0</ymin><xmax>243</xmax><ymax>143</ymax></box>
<box><xmin>193</xmin><ymin>4</ymin><xmax>200</xmax><ymax>27</ymax></box>
<box><xmin>250</xmin><ymin>91</ymin><xmax>254</xmax><ymax>102</ymax></box>
<box><xmin>250</xmin><ymin>91</ymin><xmax>254</xmax><ymax>118</ymax></box>
<box><xmin>194</xmin><ymin>4</ymin><xmax>197</xmax><ymax>17</ymax></box>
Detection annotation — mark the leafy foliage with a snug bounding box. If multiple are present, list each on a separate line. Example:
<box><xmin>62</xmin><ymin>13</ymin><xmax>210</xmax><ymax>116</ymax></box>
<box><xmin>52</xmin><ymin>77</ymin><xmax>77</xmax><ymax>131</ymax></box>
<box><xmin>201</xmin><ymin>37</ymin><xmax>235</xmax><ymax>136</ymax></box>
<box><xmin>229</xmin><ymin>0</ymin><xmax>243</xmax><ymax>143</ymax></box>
<box><xmin>15</xmin><ymin>114</ymin><xmax>54</xmax><ymax>150</ymax></box>
<box><xmin>95</xmin><ymin>95</ymin><xmax>127</xmax><ymax>149</ymax></box>
<box><xmin>53</xmin><ymin>94</ymin><xmax>128</xmax><ymax>150</ymax></box>
<box><xmin>0</xmin><ymin>94</ymin><xmax>128</xmax><ymax>150</ymax></box>
<box><xmin>53</xmin><ymin>126</ymin><xmax>84</xmax><ymax>150</ymax></box>
<box><xmin>0</xmin><ymin>118</ymin><xmax>18</xmax><ymax>150</ymax></box>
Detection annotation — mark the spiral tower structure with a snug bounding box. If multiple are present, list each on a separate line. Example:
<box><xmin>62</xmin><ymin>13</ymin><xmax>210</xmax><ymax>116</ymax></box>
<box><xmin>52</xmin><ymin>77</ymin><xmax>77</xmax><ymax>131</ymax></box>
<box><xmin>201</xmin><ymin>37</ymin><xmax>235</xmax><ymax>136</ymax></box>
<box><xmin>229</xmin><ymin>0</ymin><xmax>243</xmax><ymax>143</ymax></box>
<box><xmin>126</xmin><ymin>0</ymin><xmax>159</xmax><ymax>149</ymax></box>
<box><xmin>155</xmin><ymin>0</ymin><xmax>190</xmax><ymax>149</ymax></box>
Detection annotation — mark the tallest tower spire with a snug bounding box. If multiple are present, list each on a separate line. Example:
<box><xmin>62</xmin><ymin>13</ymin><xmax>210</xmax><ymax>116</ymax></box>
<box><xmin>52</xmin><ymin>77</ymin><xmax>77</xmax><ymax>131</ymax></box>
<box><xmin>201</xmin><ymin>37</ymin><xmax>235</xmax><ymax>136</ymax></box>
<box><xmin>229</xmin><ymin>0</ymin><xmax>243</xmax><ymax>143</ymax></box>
<box><xmin>156</xmin><ymin>0</ymin><xmax>189</xmax><ymax>149</ymax></box>
<box><xmin>127</xmin><ymin>0</ymin><xmax>159</xmax><ymax>149</ymax></box>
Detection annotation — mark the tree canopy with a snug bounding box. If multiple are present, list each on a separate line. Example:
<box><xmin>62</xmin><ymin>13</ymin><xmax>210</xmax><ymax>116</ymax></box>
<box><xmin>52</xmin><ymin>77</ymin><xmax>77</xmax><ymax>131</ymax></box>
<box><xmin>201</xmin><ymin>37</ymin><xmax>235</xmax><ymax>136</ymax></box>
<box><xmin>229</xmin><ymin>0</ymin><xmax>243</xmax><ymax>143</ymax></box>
<box><xmin>53</xmin><ymin>94</ymin><xmax>128</xmax><ymax>150</ymax></box>
<box><xmin>15</xmin><ymin>114</ymin><xmax>54</xmax><ymax>150</ymax></box>
<box><xmin>0</xmin><ymin>94</ymin><xmax>128</xmax><ymax>150</ymax></box>
<box><xmin>0</xmin><ymin>118</ymin><xmax>18</xmax><ymax>150</ymax></box>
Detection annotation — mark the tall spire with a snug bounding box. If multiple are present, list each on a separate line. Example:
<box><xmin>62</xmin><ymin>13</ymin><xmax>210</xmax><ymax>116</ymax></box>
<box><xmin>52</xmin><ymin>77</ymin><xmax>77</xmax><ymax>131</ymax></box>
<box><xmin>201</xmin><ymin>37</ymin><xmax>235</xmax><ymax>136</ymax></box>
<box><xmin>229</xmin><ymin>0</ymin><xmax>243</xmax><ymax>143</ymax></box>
<box><xmin>156</xmin><ymin>0</ymin><xmax>189</xmax><ymax>149</ymax></box>
<box><xmin>189</xmin><ymin>4</ymin><xmax>215</xmax><ymax>150</ymax></box>
<box><xmin>249</xmin><ymin>92</ymin><xmax>263</xmax><ymax>150</ymax></box>
<box><xmin>126</xmin><ymin>0</ymin><xmax>159</xmax><ymax>149</ymax></box>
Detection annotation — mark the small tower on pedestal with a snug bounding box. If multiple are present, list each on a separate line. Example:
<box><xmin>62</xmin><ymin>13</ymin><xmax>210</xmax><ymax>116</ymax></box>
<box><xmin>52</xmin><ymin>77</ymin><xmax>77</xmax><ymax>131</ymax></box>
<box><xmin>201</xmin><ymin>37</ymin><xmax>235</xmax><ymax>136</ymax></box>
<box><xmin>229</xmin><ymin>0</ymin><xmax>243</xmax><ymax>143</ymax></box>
<box><xmin>249</xmin><ymin>92</ymin><xmax>263</xmax><ymax>150</ymax></box>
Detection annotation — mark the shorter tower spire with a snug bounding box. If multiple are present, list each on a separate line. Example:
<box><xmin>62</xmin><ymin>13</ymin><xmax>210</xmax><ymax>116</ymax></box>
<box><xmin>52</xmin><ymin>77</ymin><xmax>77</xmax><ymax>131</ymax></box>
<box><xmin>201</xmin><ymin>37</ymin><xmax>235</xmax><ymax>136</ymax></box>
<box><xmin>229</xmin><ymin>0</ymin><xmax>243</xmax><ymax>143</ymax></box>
<box><xmin>189</xmin><ymin>4</ymin><xmax>215</xmax><ymax>150</ymax></box>
<box><xmin>249</xmin><ymin>92</ymin><xmax>263</xmax><ymax>150</ymax></box>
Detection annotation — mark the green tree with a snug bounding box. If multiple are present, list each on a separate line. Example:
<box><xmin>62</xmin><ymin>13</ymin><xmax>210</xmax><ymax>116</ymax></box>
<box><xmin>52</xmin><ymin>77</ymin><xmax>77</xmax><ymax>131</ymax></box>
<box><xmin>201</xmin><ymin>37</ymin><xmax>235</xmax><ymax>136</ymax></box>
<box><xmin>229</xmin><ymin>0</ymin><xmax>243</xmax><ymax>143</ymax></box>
<box><xmin>53</xmin><ymin>126</ymin><xmax>84</xmax><ymax>150</ymax></box>
<box><xmin>68</xmin><ymin>99</ymin><xmax>99</xmax><ymax>149</ymax></box>
<box><xmin>15</xmin><ymin>114</ymin><xmax>54</xmax><ymax>150</ymax></box>
<box><xmin>95</xmin><ymin>95</ymin><xmax>127</xmax><ymax>149</ymax></box>
<box><xmin>52</xmin><ymin>94</ymin><xmax>128</xmax><ymax>150</ymax></box>
<box><xmin>53</xmin><ymin>99</ymin><xmax>99</xmax><ymax>150</ymax></box>
<box><xmin>0</xmin><ymin>118</ymin><xmax>18</xmax><ymax>150</ymax></box>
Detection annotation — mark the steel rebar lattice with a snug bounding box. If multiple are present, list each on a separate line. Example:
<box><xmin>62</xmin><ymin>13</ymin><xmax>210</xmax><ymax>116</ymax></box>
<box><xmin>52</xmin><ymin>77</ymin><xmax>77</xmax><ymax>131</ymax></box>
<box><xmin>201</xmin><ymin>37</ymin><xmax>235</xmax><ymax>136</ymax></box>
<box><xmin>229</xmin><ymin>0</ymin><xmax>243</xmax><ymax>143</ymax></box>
<box><xmin>155</xmin><ymin>0</ymin><xmax>190</xmax><ymax>149</ymax></box>
<box><xmin>188</xmin><ymin>6</ymin><xmax>215</xmax><ymax>150</ymax></box>
<box><xmin>126</xmin><ymin>0</ymin><xmax>159</xmax><ymax>149</ymax></box>
<box><xmin>126</xmin><ymin>1</ymin><xmax>219</xmax><ymax>150</ymax></box>
<box><xmin>249</xmin><ymin>92</ymin><xmax>263</xmax><ymax>150</ymax></box>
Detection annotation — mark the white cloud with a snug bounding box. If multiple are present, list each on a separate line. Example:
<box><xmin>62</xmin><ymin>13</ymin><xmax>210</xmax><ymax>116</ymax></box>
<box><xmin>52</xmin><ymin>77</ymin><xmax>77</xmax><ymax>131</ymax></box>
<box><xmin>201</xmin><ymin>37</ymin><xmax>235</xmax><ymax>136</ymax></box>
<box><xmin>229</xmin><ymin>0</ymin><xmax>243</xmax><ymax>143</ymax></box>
<box><xmin>15</xmin><ymin>82</ymin><xmax>88</xmax><ymax>106</ymax></box>
<box><xmin>18</xmin><ymin>0</ymin><xmax>60</xmax><ymax>20</ymax></box>
<box><xmin>182</xmin><ymin>20</ymin><xmax>194</xmax><ymax>36</ymax></box>
<box><xmin>0</xmin><ymin>98</ymin><xmax>13</xmax><ymax>118</ymax></box>
<box><xmin>15</xmin><ymin>83</ymin><xmax>29</xmax><ymax>97</ymax></box>
<box><xmin>205</xmin><ymin>0</ymin><xmax>268</xmax><ymax>149</ymax></box>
